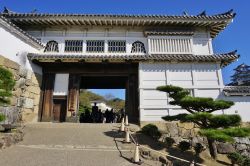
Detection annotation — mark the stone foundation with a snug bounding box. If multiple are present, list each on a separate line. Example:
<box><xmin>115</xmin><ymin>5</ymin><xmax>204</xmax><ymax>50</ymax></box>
<box><xmin>0</xmin><ymin>55</ymin><xmax>42</xmax><ymax>123</ymax></box>
<box><xmin>140</xmin><ymin>121</ymin><xmax>250</xmax><ymax>157</ymax></box>
<box><xmin>0</xmin><ymin>128</ymin><xmax>24</xmax><ymax>149</ymax></box>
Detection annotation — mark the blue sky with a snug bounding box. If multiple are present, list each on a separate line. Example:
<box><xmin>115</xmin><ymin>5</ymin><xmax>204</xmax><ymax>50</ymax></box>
<box><xmin>0</xmin><ymin>0</ymin><xmax>249</xmax><ymax>99</ymax></box>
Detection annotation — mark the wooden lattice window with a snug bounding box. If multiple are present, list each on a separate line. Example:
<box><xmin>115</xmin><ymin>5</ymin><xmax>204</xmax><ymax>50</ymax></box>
<box><xmin>131</xmin><ymin>41</ymin><xmax>146</xmax><ymax>53</ymax></box>
<box><xmin>64</xmin><ymin>40</ymin><xmax>83</xmax><ymax>52</ymax></box>
<box><xmin>108</xmin><ymin>40</ymin><xmax>126</xmax><ymax>52</ymax></box>
<box><xmin>44</xmin><ymin>40</ymin><xmax>59</xmax><ymax>52</ymax></box>
<box><xmin>86</xmin><ymin>40</ymin><xmax>104</xmax><ymax>52</ymax></box>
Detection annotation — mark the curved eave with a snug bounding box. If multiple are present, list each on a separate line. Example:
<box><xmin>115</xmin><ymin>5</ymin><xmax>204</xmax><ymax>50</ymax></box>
<box><xmin>27</xmin><ymin>51</ymin><xmax>239</xmax><ymax>67</ymax></box>
<box><xmin>1</xmin><ymin>11</ymin><xmax>235</xmax><ymax>38</ymax></box>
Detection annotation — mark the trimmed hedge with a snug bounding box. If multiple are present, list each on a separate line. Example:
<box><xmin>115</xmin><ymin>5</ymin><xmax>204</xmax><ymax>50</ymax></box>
<box><xmin>141</xmin><ymin>124</ymin><xmax>162</xmax><ymax>140</ymax></box>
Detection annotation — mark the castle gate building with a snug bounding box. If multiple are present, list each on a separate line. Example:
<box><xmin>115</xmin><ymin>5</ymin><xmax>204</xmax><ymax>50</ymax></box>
<box><xmin>1</xmin><ymin>9</ymin><xmax>249</xmax><ymax>124</ymax></box>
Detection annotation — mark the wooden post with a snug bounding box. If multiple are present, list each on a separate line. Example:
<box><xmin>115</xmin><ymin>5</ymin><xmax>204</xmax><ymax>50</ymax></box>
<box><xmin>39</xmin><ymin>73</ymin><xmax>55</xmax><ymax>122</ymax></box>
<box><xmin>126</xmin><ymin>74</ymin><xmax>139</xmax><ymax>123</ymax></box>
<box><xmin>67</xmin><ymin>74</ymin><xmax>80</xmax><ymax>121</ymax></box>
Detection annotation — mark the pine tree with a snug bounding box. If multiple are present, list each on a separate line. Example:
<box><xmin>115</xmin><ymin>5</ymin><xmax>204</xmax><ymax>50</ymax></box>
<box><xmin>157</xmin><ymin>85</ymin><xmax>250</xmax><ymax>159</ymax></box>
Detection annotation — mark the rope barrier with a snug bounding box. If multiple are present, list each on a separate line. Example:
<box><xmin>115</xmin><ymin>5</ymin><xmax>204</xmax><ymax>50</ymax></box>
<box><xmin>128</xmin><ymin>131</ymin><xmax>206</xmax><ymax>166</ymax></box>
<box><xmin>140</xmin><ymin>145</ymin><xmax>206</xmax><ymax>166</ymax></box>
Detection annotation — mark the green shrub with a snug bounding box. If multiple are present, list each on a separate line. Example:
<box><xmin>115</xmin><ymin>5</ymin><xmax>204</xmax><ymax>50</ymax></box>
<box><xmin>0</xmin><ymin>66</ymin><xmax>15</xmax><ymax>106</ymax></box>
<box><xmin>178</xmin><ymin>141</ymin><xmax>191</xmax><ymax>152</ymax></box>
<box><xmin>227</xmin><ymin>152</ymin><xmax>244</xmax><ymax>165</ymax></box>
<box><xmin>165</xmin><ymin>137</ymin><xmax>175</xmax><ymax>147</ymax></box>
<box><xmin>194</xmin><ymin>143</ymin><xmax>205</xmax><ymax>155</ymax></box>
<box><xmin>141</xmin><ymin>124</ymin><xmax>162</xmax><ymax>140</ymax></box>
<box><xmin>0</xmin><ymin>113</ymin><xmax>5</xmax><ymax>122</ymax></box>
<box><xmin>242</xmin><ymin>156</ymin><xmax>250</xmax><ymax>166</ymax></box>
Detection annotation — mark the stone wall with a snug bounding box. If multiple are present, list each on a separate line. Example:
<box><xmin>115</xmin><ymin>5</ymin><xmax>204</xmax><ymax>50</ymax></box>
<box><xmin>0</xmin><ymin>55</ymin><xmax>42</xmax><ymax>123</ymax></box>
<box><xmin>141</xmin><ymin>121</ymin><xmax>250</xmax><ymax>157</ymax></box>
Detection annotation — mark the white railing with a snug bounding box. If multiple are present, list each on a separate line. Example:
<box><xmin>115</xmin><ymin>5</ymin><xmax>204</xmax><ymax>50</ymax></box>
<box><xmin>148</xmin><ymin>37</ymin><xmax>193</xmax><ymax>54</ymax></box>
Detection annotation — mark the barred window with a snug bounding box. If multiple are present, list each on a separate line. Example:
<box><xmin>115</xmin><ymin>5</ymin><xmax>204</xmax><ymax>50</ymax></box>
<box><xmin>64</xmin><ymin>40</ymin><xmax>83</xmax><ymax>52</ymax></box>
<box><xmin>86</xmin><ymin>40</ymin><xmax>104</xmax><ymax>52</ymax></box>
<box><xmin>44</xmin><ymin>40</ymin><xmax>59</xmax><ymax>52</ymax></box>
<box><xmin>131</xmin><ymin>41</ymin><xmax>146</xmax><ymax>53</ymax></box>
<box><xmin>108</xmin><ymin>40</ymin><xmax>126</xmax><ymax>52</ymax></box>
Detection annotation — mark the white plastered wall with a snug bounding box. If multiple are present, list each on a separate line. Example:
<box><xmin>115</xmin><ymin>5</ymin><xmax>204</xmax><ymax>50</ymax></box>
<box><xmin>140</xmin><ymin>62</ymin><xmax>231</xmax><ymax>121</ymax></box>
<box><xmin>0</xmin><ymin>26</ymin><xmax>42</xmax><ymax>74</ymax></box>
<box><xmin>53</xmin><ymin>74</ymin><xmax>69</xmax><ymax>96</ymax></box>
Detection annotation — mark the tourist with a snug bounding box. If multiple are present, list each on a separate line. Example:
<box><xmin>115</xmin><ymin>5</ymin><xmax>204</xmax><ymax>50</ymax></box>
<box><xmin>91</xmin><ymin>102</ymin><xmax>99</xmax><ymax>123</ymax></box>
<box><xmin>104</xmin><ymin>109</ymin><xmax>109</xmax><ymax>123</ymax></box>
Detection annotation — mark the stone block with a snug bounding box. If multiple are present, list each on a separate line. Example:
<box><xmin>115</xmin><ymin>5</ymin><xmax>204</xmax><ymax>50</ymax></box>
<box><xmin>32</xmin><ymin>73</ymin><xmax>42</xmax><ymax>86</ymax></box>
<box><xmin>18</xmin><ymin>67</ymin><xmax>28</xmax><ymax>78</ymax></box>
<box><xmin>22</xmin><ymin>109</ymin><xmax>38</xmax><ymax>123</ymax></box>
<box><xmin>27</xmin><ymin>86</ymin><xmax>41</xmax><ymax>95</ymax></box>
<box><xmin>171</xmin><ymin>137</ymin><xmax>182</xmax><ymax>144</ymax></box>
<box><xmin>23</xmin><ymin>98</ymin><xmax>34</xmax><ymax>109</ymax></box>
<box><xmin>178</xmin><ymin>122</ymin><xmax>195</xmax><ymax>130</ymax></box>
<box><xmin>21</xmin><ymin>91</ymin><xmax>30</xmax><ymax>98</ymax></box>
<box><xmin>167</xmin><ymin>123</ymin><xmax>179</xmax><ymax>137</ymax></box>
<box><xmin>33</xmin><ymin>96</ymin><xmax>40</xmax><ymax>105</ymax></box>
<box><xmin>16</xmin><ymin>78</ymin><xmax>26</xmax><ymax>88</ymax></box>
<box><xmin>234</xmin><ymin>137</ymin><xmax>250</xmax><ymax>145</ymax></box>
<box><xmin>241</xmin><ymin>150</ymin><xmax>250</xmax><ymax>158</ymax></box>
<box><xmin>25</xmin><ymin>80</ymin><xmax>33</xmax><ymax>86</ymax></box>
<box><xmin>4</xmin><ymin>58</ymin><xmax>19</xmax><ymax>70</ymax></box>
<box><xmin>235</xmin><ymin>144</ymin><xmax>248</xmax><ymax>151</ymax></box>
<box><xmin>26</xmin><ymin>70</ymin><xmax>33</xmax><ymax>80</ymax></box>
<box><xmin>178</xmin><ymin>128</ymin><xmax>194</xmax><ymax>138</ymax></box>
<box><xmin>10</xmin><ymin>97</ymin><xmax>17</xmax><ymax>106</ymax></box>
<box><xmin>191</xmin><ymin>137</ymin><xmax>207</xmax><ymax>147</ymax></box>
<box><xmin>33</xmin><ymin>106</ymin><xmax>39</xmax><ymax>113</ymax></box>
<box><xmin>217</xmin><ymin>142</ymin><xmax>235</xmax><ymax>154</ymax></box>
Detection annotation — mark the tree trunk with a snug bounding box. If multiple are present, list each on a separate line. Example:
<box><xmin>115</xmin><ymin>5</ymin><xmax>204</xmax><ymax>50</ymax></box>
<box><xmin>207</xmin><ymin>138</ymin><xmax>218</xmax><ymax>159</ymax></box>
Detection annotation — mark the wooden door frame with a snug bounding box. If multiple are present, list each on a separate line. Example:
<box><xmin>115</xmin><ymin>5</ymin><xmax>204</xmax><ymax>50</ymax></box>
<box><xmin>39</xmin><ymin>62</ymin><xmax>139</xmax><ymax>123</ymax></box>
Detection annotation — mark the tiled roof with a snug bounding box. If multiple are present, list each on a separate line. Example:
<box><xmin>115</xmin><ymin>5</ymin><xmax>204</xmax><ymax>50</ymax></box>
<box><xmin>27</xmin><ymin>51</ymin><xmax>239</xmax><ymax>67</ymax></box>
<box><xmin>223</xmin><ymin>86</ymin><xmax>250</xmax><ymax>96</ymax></box>
<box><xmin>0</xmin><ymin>15</ymin><xmax>44</xmax><ymax>49</ymax></box>
<box><xmin>1</xmin><ymin>9</ymin><xmax>236</xmax><ymax>38</ymax></box>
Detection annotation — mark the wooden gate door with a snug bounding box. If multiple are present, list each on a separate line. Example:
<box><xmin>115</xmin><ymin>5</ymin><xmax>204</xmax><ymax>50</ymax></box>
<box><xmin>53</xmin><ymin>99</ymin><xmax>67</xmax><ymax>122</ymax></box>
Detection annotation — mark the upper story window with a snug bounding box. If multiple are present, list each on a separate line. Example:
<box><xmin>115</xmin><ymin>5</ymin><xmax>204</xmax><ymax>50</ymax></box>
<box><xmin>86</xmin><ymin>40</ymin><xmax>104</xmax><ymax>52</ymax></box>
<box><xmin>44</xmin><ymin>40</ymin><xmax>59</xmax><ymax>52</ymax></box>
<box><xmin>108</xmin><ymin>40</ymin><xmax>126</xmax><ymax>53</ymax></box>
<box><xmin>65</xmin><ymin>40</ymin><xmax>83</xmax><ymax>52</ymax></box>
<box><xmin>131</xmin><ymin>41</ymin><xmax>146</xmax><ymax>53</ymax></box>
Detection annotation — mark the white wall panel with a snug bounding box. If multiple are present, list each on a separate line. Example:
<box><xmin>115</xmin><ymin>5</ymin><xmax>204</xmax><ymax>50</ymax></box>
<box><xmin>220</xmin><ymin>96</ymin><xmax>250</xmax><ymax>122</ymax></box>
<box><xmin>197</xmin><ymin>89</ymin><xmax>220</xmax><ymax>98</ymax></box>
<box><xmin>53</xmin><ymin>74</ymin><xmax>69</xmax><ymax>96</ymax></box>
<box><xmin>139</xmin><ymin>62</ymin><xmax>229</xmax><ymax>122</ymax></box>
<box><xmin>0</xmin><ymin>26</ymin><xmax>41</xmax><ymax>74</ymax></box>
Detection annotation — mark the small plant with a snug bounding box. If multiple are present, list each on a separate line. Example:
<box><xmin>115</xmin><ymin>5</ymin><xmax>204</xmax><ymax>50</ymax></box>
<box><xmin>178</xmin><ymin>141</ymin><xmax>191</xmax><ymax>152</ymax></box>
<box><xmin>0</xmin><ymin>113</ymin><xmax>5</xmax><ymax>122</ymax></box>
<box><xmin>194</xmin><ymin>143</ymin><xmax>205</xmax><ymax>156</ymax></box>
<box><xmin>165</xmin><ymin>137</ymin><xmax>175</xmax><ymax>147</ymax></box>
<box><xmin>242</xmin><ymin>156</ymin><xmax>250</xmax><ymax>166</ymax></box>
<box><xmin>227</xmin><ymin>152</ymin><xmax>244</xmax><ymax>165</ymax></box>
<box><xmin>141</xmin><ymin>124</ymin><xmax>162</xmax><ymax>140</ymax></box>
<box><xmin>0</xmin><ymin>66</ymin><xmax>15</xmax><ymax>106</ymax></box>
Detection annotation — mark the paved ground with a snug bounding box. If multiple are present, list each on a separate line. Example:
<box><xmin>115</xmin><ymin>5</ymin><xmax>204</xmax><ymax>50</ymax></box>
<box><xmin>0</xmin><ymin>123</ymin><xmax>158</xmax><ymax>166</ymax></box>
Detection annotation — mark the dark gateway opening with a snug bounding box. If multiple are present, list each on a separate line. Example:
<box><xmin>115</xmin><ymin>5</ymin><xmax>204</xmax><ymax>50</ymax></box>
<box><xmin>38</xmin><ymin>62</ymin><xmax>139</xmax><ymax>123</ymax></box>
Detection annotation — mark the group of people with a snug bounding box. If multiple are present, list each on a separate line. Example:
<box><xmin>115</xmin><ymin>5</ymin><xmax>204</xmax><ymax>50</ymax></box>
<box><xmin>88</xmin><ymin>103</ymin><xmax>125</xmax><ymax>123</ymax></box>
